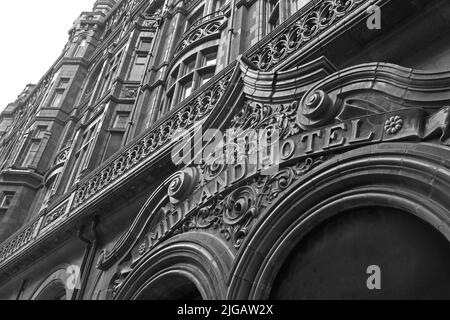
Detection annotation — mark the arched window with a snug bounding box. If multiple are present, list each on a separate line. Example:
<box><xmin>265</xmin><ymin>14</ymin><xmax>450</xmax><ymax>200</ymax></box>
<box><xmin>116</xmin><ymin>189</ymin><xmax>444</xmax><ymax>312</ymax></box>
<box><xmin>31</xmin><ymin>269</ymin><xmax>71</xmax><ymax>300</ymax></box>
<box><xmin>35</xmin><ymin>281</ymin><xmax>67</xmax><ymax>300</ymax></box>
<box><xmin>162</xmin><ymin>46</ymin><xmax>218</xmax><ymax>115</ymax></box>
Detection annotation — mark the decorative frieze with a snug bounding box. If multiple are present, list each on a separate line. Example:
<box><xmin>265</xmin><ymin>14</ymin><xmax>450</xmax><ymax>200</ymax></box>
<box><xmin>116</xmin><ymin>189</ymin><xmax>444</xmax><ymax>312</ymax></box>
<box><xmin>42</xmin><ymin>201</ymin><xmax>69</xmax><ymax>229</ymax></box>
<box><xmin>97</xmin><ymin>105</ymin><xmax>450</xmax><ymax>273</ymax></box>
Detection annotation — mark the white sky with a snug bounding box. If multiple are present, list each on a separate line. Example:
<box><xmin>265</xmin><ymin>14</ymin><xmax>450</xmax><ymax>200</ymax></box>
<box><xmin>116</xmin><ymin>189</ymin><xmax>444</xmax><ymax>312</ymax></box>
<box><xmin>0</xmin><ymin>0</ymin><xmax>96</xmax><ymax>111</ymax></box>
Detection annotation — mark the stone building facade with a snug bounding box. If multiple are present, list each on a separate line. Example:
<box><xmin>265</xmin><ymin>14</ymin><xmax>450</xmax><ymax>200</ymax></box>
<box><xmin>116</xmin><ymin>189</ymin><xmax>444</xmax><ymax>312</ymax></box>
<box><xmin>0</xmin><ymin>0</ymin><xmax>450</xmax><ymax>300</ymax></box>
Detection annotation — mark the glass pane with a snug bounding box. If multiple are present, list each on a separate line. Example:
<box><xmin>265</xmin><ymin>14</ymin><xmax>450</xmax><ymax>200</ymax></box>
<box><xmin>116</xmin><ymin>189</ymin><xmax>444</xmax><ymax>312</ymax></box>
<box><xmin>184</xmin><ymin>58</ymin><xmax>196</xmax><ymax>76</ymax></box>
<box><xmin>140</xmin><ymin>39</ymin><xmax>152</xmax><ymax>51</ymax></box>
<box><xmin>201</xmin><ymin>72</ymin><xmax>214</xmax><ymax>85</ymax></box>
<box><xmin>114</xmin><ymin>113</ymin><xmax>130</xmax><ymax>129</ymax></box>
<box><xmin>183</xmin><ymin>81</ymin><xmax>193</xmax><ymax>99</ymax></box>
<box><xmin>50</xmin><ymin>92</ymin><xmax>63</xmax><ymax>108</ymax></box>
<box><xmin>135</xmin><ymin>55</ymin><xmax>147</xmax><ymax>65</ymax></box>
<box><xmin>204</xmin><ymin>52</ymin><xmax>217</xmax><ymax>67</ymax></box>
<box><xmin>1</xmin><ymin>194</ymin><xmax>14</xmax><ymax>207</ymax></box>
<box><xmin>22</xmin><ymin>141</ymin><xmax>40</xmax><ymax>167</ymax></box>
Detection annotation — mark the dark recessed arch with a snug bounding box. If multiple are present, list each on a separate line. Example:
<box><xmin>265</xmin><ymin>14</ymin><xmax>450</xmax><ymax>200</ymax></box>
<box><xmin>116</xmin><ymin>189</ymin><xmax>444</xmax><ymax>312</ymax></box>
<box><xmin>270</xmin><ymin>206</ymin><xmax>450</xmax><ymax>299</ymax></box>
<box><xmin>228</xmin><ymin>142</ymin><xmax>450</xmax><ymax>299</ymax></box>
<box><xmin>115</xmin><ymin>232</ymin><xmax>234</xmax><ymax>300</ymax></box>
<box><xmin>31</xmin><ymin>268</ymin><xmax>71</xmax><ymax>300</ymax></box>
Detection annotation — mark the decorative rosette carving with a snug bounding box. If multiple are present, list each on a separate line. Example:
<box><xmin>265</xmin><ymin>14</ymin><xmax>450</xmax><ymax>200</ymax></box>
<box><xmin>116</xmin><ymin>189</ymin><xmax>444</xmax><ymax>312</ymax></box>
<box><xmin>384</xmin><ymin>116</ymin><xmax>403</xmax><ymax>135</ymax></box>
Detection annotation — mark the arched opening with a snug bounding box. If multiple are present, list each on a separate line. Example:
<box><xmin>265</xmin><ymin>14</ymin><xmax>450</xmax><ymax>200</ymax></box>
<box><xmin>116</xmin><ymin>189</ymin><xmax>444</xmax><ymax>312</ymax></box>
<box><xmin>114</xmin><ymin>233</ymin><xmax>234</xmax><ymax>300</ymax></box>
<box><xmin>34</xmin><ymin>280</ymin><xmax>67</xmax><ymax>300</ymax></box>
<box><xmin>137</xmin><ymin>273</ymin><xmax>203</xmax><ymax>300</ymax></box>
<box><xmin>228</xmin><ymin>143</ymin><xmax>450</xmax><ymax>299</ymax></box>
<box><xmin>270</xmin><ymin>206</ymin><xmax>450</xmax><ymax>300</ymax></box>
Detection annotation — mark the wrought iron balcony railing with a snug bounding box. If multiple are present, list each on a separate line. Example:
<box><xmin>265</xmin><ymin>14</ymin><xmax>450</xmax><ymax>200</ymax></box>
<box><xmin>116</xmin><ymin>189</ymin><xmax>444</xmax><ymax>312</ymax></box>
<box><xmin>0</xmin><ymin>62</ymin><xmax>236</xmax><ymax>268</ymax></box>
<box><xmin>244</xmin><ymin>0</ymin><xmax>370</xmax><ymax>71</ymax></box>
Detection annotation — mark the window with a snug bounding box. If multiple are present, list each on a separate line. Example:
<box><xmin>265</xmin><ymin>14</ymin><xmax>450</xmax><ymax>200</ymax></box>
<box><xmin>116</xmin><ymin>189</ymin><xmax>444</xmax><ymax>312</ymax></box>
<box><xmin>294</xmin><ymin>0</ymin><xmax>310</xmax><ymax>11</ymax></box>
<box><xmin>139</xmin><ymin>38</ymin><xmax>152</xmax><ymax>51</ymax></box>
<box><xmin>161</xmin><ymin>48</ymin><xmax>218</xmax><ymax>116</ymax></box>
<box><xmin>103</xmin><ymin>112</ymin><xmax>130</xmax><ymax>161</ymax></box>
<box><xmin>183</xmin><ymin>57</ymin><xmax>197</xmax><ymax>77</ymax></box>
<box><xmin>203</xmin><ymin>52</ymin><xmax>217</xmax><ymax>67</ymax></box>
<box><xmin>186</xmin><ymin>6</ymin><xmax>205</xmax><ymax>31</ymax></box>
<box><xmin>163</xmin><ymin>89</ymin><xmax>174</xmax><ymax>114</ymax></box>
<box><xmin>100</xmin><ymin>50</ymin><xmax>123</xmax><ymax>97</ymax></box>
<box><xmin>58</xmin><ymin>78</ymin><xmax>70</xmax><ymax>89</ymax></box>
<box><xmin>22</xmin><ymin>140</ymin><xmax>40</xmax><ymax>167</ymax></box>
<box><xmin>179</xmin><ymin>79</ymin><xmax>193</xmax><ymax>101</ymax></box>
<box><xmin>49</xmin><ymin>90</ymin><xmax>64</xmax><ymax>108</ymax></box>
<box><xmin>113</xmin><ymin>112</ymin><xmax>130</xmax><ymax>129</ymax></box>
<box><xmin>200</xmin><ymin>71</ymin><xmax>214</xmax><ymax>86</ymax></box>
<box><xmin>34</xmin><ymin>126</ymin><xmax>48</xmax><ymax>139</ymax></box>
<box><xmin>214</xmin><ymin>0</ymin><xmax>227</xmax><ymax>11</ymax></box>
<box><xmin>128</xmin><ymin>54</ymin><xmax>148</xmax><ymax>81</ymax></box>
<box><xmin>43</xmin><ymin>174</ymin><xmax>59</xmax><ymax>206</ymax></box>
<box><xmin>68</xmin><ymin>119</ymin><xmax>101</xmax><ymax>186</ymax></box>
<box><xmin>0</xmin><ymin>193</ymin><xmax>14</xmax><ymax>208</ymax></box>
<box><xmin>167</xmin><ymin>67</ymin><xmax>179</xmax><ymax>88</ymax></box>
<box><xmin>267</xmin><ymin>0</ymin><xmax>280</xmax><ymax>32</ymax></box>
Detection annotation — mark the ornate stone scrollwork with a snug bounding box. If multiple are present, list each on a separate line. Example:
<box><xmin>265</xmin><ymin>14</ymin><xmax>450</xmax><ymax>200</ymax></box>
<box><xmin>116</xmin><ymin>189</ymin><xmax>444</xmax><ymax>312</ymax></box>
<box><xmin>230</xmin><ymin>100</ymin><xmax>302</xmax><ymax>139</ymax></box>
<box><xmin>298</xmin><ymin>90</ymin><xmax>338</xmax><ymax>129</ymax></box>
<box><xmin>121</xmin><ymin>86</ymin><xmax>139</xmax><ymax>99</ymax></box>
<box><xmin>182</xmin><ymin>186</ymin><xmax>259</xmax><ymax>249</ymax></box>
<box><xmin>168</xmin><ymin>168</ymin><xmax>199</xmax><ymax>205</ymax></box>
<box><xmin>181</xmin><ymin>157</ymin><xmax>327</xmax><ymax>249</ymax></box>
<box><xmin>108</xmin><ymin>264</ymin><xmax>133</xmax><ymax>298</ymax></box>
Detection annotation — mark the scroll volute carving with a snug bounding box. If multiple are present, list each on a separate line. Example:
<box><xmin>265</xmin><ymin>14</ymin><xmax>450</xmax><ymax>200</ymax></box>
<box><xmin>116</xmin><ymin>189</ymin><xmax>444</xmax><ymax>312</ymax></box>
<box><xmin>168</xmin><ymin>167</ymin><xmax>200</xmax><ymax>205</ymax></box>
<box><xmin>298</xmin><ymin>89</ymin><xmax>339</xmax><ymax>130</ymax></box>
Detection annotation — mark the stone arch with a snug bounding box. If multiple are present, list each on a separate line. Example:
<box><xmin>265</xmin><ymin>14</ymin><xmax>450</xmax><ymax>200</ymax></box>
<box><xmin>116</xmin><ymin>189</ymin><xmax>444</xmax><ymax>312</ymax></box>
<box><xmin>228</xmin><ymin>142</ymin><xmax>450</xmax><ymax>299</ymax></box>
<box><xmin>31</xmin><ymin>268</ymin><xmax>71</xmax><ymax>300</ymax></box>
<box><xmin>115</xmin><ymin>232</ymin><xmax>234</xmax><ymax>300</ymax></box>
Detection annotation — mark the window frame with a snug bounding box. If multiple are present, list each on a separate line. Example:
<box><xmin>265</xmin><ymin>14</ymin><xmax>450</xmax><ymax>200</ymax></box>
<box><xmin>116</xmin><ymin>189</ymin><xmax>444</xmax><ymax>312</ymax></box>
<box><xmin>0</xmin><ymin>192</ymin><xmax>15</xmax><ymax>208</ymax></box>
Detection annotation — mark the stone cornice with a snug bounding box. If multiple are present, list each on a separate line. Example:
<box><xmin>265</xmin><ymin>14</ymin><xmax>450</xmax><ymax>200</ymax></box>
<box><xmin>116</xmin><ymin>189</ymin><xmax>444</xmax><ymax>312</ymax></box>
<box><xmin>0</xmin><ymin>169</ymin><xmax>44</xmax><ymax>190</ymax></box>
